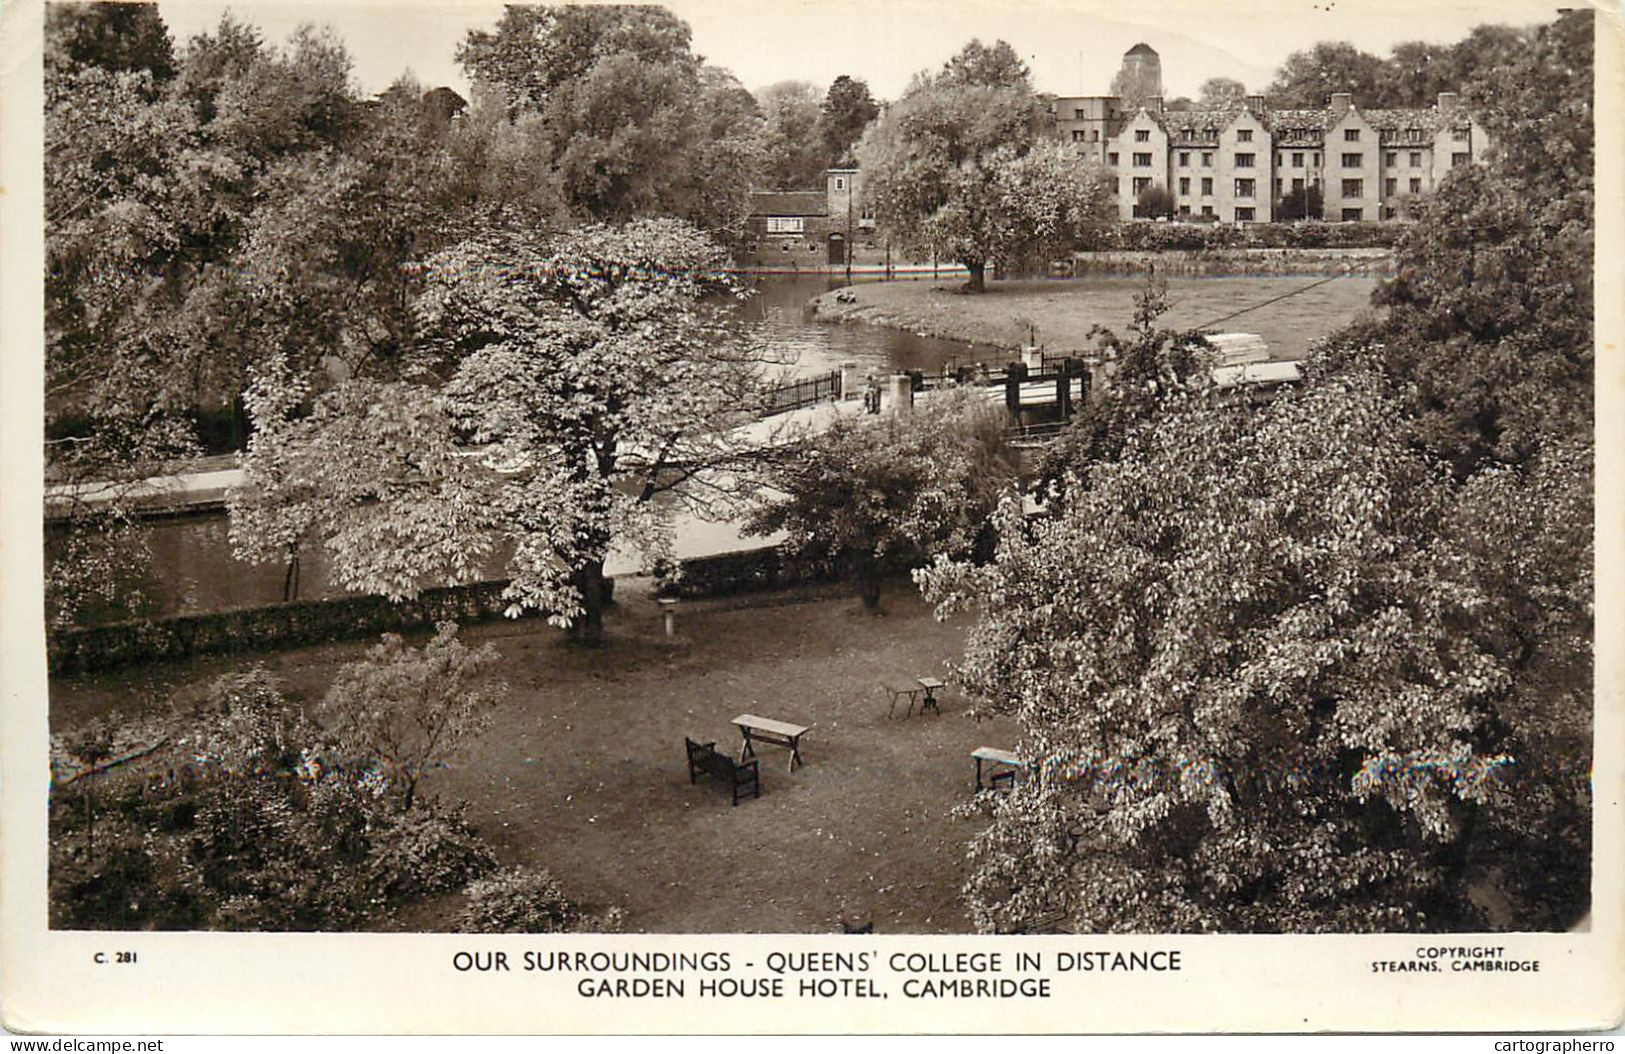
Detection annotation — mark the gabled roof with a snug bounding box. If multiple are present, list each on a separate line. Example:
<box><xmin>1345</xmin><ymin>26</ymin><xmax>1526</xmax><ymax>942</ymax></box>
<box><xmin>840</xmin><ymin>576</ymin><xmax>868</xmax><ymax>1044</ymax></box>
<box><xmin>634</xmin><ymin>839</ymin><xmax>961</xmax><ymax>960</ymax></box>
<box><xmin>1126</xmin><ymin>43</ymin><xmax>1158</xmax><ymax>55</ymax></box>
<box><xmin>1358</xmin><ymin>107</ymin><xmax>1454</xmax><ymax>135</ymax></box>
<box><xmin>749</xmin><ymin>191</ymin><xmax>828</xmax><ymax>217</ymax></box>
<box><xmin>1160</xmin><ymin>108</ymin><xmax>1244</xmax><ymax>144</ymax></box>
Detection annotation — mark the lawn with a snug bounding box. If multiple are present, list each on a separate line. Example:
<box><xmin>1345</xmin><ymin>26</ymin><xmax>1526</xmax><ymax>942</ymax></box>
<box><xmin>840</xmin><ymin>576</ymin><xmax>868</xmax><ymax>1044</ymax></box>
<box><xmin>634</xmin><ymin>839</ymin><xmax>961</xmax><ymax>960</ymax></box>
<box><xmin>48</xmin><ymin>576</ymin><xmax>1020</xmax><ymax>934</ymax></box>
<box><xmin>810</xmin><ymin>273</ymin><xmax>1383</xmax><ymax>363</ymax></box>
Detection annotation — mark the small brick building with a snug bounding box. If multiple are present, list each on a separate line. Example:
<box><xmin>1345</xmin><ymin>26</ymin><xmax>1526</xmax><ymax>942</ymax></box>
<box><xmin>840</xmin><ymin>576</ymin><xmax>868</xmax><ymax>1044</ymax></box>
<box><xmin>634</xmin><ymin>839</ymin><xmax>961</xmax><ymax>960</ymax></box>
<box><xmin>742</xmin><ymin>169</ymin><xmax>879</xmax><ymax>268</ymax></box>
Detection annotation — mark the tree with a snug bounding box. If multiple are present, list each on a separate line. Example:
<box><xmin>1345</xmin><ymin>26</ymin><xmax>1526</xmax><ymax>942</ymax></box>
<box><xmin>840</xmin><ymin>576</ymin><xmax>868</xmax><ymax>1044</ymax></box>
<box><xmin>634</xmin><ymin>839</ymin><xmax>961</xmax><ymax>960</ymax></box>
<box><xmin>232</xmin><ymin>220</ymin><xmax>770</xmax><ymax>646</ymax></box>
<box><xmin>46</xmin><ymin>1</ymin><xmax>176</xmax><ymax>81</ymax></box>
<box><xmin>755</xmin><ymin>80</ymin><xmax>828</xmax><ymax>189</ymax></box>
<box><xmin>858</xmin><ymin>47</ymin><xmax>1110</xmax><ymax>292</ymax></box>
<box><xmin>44</xmin><ymin>13</ymin><xmax>365</xmax><ymax>624</ymax></box>
<box><xmin>1276</xmin><ymin>182</ymin><xmax>1323</xmax><ymax>221</ymax></box>
<box><xmin>1265</xmin><ymin>42</ymin><xmax>1386</xmax><ymax>108</ymax></box>
<box><xmin>748</xmin><ymin>388</ymin><xmax>1017</xmax><ymax>611</ymax></box>
<box><xmin>1196</xmin><ymin>77</ymin><xmax>1247</xmax><ymax>109</ymax></box>
<box><xmin>324</xmin><ymin>623</ymin><xmax>504</xmax><ymax>811</ymax></box>
<box><xmin>1356</xmin><ymin>8</ymin><xmax>1593</xmax><ymax>472</ymax></box>
<box><xmin>1134</xmin><ymin>182</ymin><xmax>1176</xmax><ymax>219</ymax></box>
<box><xmin>941</xmin><ymin>39</ymin><xmax>1031</xmax><ymax>91</ymax></box>
<box><xmin>456</xmin><ymin>4</ymin><xmax>762</xmax><ymax>233</ymax></box>
<box><xmin>817</xmin><ymin>74</ymin><xmax>881</xmax><ymax>168</ymax></box>
<box><xmin>921</xmin><ymin>369</ymin><xmax>1534</xmax><ymax>933</ymax></box>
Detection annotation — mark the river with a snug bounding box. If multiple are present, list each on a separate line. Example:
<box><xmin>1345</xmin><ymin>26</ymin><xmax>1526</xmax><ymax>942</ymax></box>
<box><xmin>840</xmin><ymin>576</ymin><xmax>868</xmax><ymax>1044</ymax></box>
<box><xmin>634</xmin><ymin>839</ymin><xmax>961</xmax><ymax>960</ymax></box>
<box><xmin>56</xmin><ymin>277</ymin><xmax>991</xmax><ymax>624</ymax></box>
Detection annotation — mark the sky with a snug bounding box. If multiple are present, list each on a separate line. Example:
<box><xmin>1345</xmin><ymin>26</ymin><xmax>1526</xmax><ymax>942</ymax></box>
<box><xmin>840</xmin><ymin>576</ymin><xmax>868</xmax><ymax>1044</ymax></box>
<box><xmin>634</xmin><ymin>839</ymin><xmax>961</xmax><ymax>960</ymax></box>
<box><xmin>154</xmin><ymin>0</ymin><xmax>1571</xmax><ymax>102</ymax></box>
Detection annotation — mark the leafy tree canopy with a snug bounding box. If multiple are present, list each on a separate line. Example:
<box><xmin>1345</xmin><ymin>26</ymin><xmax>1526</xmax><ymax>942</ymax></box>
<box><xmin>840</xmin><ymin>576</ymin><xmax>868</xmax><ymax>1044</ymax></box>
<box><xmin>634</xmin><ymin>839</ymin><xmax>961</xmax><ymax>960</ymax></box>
<box><xmin>232</xmin><ymin>219</ymin><xmax>770</xmax><ymax>646</ymax></box>
<box><xmin>859</xmin><ymin>42</ymin><xmax>1109</xmax><ymax>291</ymax></box>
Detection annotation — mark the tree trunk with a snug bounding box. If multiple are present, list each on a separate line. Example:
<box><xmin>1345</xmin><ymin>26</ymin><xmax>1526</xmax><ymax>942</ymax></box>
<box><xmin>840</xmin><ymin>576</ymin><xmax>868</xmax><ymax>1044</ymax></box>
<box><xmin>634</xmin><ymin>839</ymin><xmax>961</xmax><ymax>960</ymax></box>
<box><xmin>964</xmin><ymin>260</ymin><xmax>986</xmax><ymax>293</ymax></box>
<box><xmin>568</xmin><ymin>558</ymin><xmax>610</xmax><ymax>647</ymax></box>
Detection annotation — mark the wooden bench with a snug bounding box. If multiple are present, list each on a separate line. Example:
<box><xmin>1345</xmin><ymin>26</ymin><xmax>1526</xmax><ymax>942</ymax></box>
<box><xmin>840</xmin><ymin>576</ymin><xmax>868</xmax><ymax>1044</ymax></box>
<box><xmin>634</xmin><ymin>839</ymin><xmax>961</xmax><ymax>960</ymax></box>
<box><xmin>731</xmin><ymin>714</ymin><xmax>811</xmax><ymax>772</ymax></box>
<box><xmin>880</xmin><ymin>676</ymin><xmax>945</xmax><ymax>719</ymax></box>
<box><xmin>972</xmin><ymin>747</ymin><xmax>1029</xmax><ymax>791</ymax></box>
<box><xmin>685</xmin><ymin>737</ymin><xmax>760</xmax><ymax>805</ymax></box>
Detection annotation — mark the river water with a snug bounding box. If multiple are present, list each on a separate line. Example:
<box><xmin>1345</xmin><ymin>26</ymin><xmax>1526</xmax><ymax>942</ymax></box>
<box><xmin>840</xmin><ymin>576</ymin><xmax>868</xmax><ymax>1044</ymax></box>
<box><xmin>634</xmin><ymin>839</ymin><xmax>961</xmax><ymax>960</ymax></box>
<box><xmin>60</xmin><ymin>277</ymin><xmax>990</xmax><ymax>624</ymax></box>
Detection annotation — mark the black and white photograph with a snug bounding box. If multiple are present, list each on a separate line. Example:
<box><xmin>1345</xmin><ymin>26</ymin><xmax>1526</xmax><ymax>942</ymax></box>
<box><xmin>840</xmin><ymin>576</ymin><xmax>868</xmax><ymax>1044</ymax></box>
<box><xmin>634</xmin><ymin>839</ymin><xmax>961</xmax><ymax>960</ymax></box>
<box><xmin>3</xmin><ymin>0</ymin><xmax>1620</xmax><ymax>1034</ymax></box>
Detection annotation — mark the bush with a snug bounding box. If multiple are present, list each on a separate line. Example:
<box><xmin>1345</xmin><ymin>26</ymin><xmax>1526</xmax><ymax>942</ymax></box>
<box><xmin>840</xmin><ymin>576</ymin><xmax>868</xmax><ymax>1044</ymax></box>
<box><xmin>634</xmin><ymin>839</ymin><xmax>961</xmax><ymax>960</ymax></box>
<box><xmin>1078</xmin><ymin>220</ymin><xmax>1400</xmax><ymax>253</ymax></box>
<box><xmin>49</xmin><ymin>667</ymin><xmax>500</xmax><ymax>931</ymax></box>
<box><xmin>455</xmin><ymin>866</ymin><xmax>624</xmax><ymax>934</ymax></box>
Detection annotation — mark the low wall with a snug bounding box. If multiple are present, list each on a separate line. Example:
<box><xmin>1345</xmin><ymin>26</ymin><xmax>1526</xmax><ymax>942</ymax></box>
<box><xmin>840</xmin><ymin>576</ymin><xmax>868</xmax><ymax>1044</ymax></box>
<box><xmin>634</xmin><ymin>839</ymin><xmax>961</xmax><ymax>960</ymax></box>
<box><xmin>48</xmin><ymin>580</ymin><xmax>530</xmax><ymax>675</ymax></box>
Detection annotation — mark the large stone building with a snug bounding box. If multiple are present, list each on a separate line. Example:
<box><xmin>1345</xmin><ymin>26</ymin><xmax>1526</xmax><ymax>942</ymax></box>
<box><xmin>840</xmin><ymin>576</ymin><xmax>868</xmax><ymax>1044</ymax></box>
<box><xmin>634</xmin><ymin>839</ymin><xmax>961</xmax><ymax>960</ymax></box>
<box><xmin>1054</xmin><ymin>47</ymin><xmax>1490</xmax><ymax>223</ymax></box>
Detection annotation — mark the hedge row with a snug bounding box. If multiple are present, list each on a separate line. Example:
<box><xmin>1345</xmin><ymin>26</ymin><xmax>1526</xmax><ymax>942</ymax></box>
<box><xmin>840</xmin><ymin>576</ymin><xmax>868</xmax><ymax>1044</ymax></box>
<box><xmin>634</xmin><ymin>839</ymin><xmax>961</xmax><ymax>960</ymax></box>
<box><xmin>48</xmin><ymin>580</ymin><xmax>528</xmax><ymax>675</ymax></box>
<box><xmin>653</xmin><ymin>546</ymin><xmax>845</xmax><ymax>600</ymax></box>
<box><xmin>1081</xmin><ymin>221</ymin><xmax>1402</xmax><ymax>252</ymax></box>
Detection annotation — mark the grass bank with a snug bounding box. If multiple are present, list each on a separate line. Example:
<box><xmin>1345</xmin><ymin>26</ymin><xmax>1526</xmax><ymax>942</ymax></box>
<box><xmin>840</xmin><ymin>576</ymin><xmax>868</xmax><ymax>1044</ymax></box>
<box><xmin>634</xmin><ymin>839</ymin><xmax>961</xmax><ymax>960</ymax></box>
<box><xmin>809</xmin><ymin>273</ymin><xmax>1382</xmax><ymax>363</ymax></box>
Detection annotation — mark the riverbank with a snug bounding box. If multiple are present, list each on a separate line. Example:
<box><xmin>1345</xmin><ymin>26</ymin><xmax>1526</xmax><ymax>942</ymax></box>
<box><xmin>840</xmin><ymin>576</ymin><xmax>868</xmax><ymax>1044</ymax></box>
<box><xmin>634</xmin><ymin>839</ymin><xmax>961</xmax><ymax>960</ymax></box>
<box><xmin>807</xmin><ymin>272</ymin><xmax>1383</xmax><ymax>362</ymax></box>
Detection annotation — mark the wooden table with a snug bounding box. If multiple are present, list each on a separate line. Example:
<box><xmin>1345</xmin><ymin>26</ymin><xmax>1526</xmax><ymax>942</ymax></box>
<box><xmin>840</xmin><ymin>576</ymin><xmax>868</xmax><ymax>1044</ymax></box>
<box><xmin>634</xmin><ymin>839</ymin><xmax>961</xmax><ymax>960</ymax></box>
<box><xmin>732</xmin><ymin>714</ymin><xmax>811</xmax><ymax>772</ymax></box>
<box><xmin>972</xmin><ymin>746</ymin><xmax>1028</xmax><ymax>790</ymax></box>
<box><xmin>881</xmin><ymin>676</ymin><xmax>945</xmax><ymax>719</ymax></box>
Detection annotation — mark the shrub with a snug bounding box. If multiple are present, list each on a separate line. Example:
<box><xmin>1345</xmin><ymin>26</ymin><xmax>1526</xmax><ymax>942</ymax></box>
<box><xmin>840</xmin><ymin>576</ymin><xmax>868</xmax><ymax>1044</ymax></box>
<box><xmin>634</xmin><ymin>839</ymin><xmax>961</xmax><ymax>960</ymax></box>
<box><xmin>455</xmin><ymin>866</ymin><xmax>623</xmax><ymax>934</ymax></box>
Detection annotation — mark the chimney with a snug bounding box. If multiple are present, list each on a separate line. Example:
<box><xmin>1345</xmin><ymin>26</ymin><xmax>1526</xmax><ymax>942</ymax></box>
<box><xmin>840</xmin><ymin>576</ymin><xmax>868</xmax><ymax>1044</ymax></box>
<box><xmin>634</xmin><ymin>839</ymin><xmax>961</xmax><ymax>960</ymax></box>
<box><xmin>1437</xmin><ymin>91</ymin><xmax>1459</xmax><ymax>110</ymax></box>
<box><xmin>1330</xmin><ymin>92</ymin><xmax>1352</xmax><ymax>114</ymax></box>
<box><xmin>1245</xmin><ymin>94</ymin><xmax>1266</xmax><ymax>114</ymax></box>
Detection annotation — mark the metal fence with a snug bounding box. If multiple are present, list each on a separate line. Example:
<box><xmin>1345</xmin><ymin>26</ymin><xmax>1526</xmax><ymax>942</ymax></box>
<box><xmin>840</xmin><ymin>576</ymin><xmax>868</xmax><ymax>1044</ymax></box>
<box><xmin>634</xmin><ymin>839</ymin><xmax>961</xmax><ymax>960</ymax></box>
<box><xmin>762</xmin><ymin>369</ymin><xmax>841</xmax><ymax>415</ymax></box>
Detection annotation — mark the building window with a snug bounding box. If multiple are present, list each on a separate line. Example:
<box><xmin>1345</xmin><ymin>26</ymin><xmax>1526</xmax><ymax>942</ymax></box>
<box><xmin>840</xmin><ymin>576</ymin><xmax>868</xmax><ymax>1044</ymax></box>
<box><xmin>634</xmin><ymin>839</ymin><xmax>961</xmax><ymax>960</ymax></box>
<box><xmin>1074</xmin><ymin>108</ymin><xmax>1086</xmax><ymax>119</ymax></box>
<box><xmin>1071</xmin><ymin>130</ymin><xmax>1084</xmax><ymax>141</ymax></box>
<box><xmin>1179</xmin><ymin>151</ymin><xmax>1190</xmax><ymax>166</ymax></box>
<box><xmin>1385</xmin><ymin>152</ymin><xmax>1397</xmax><ymax>167</ymax></box>
<box><xmin>1201</xmin><ymin>177</ymin><xmax>1213</xmax><ymax>195</ymax></box>
<box><xmin>765</xmin><ymin>217</ymin><xmax>804</xmax><ymax>234</ymax></box>
<box><xmin>834</xmin><ymin>177</ymin><xmax>845</xmax><ymax>190</ymax></box>
<box><xmin>1344</xmin><ymin>128</ymin><xmax>1360</xmax><ymax>141</ymax></box>
<box><xmin>1182</xmin><ymin>127</ymin><xmax>1194</xmax><ymax>139</ymax></box>
<box><xmin>1179</xmin><ymin>205</ymin><xmax>1190</xmax><ymax>216</ymax></box>
<box><xmin>1453</xmin><ymin>127</ymin><xmax>1470</xmax><ymax>141</ymax></box>
<box><xmin>1384</xmin><ymin>178</ymin><xmax>1397</xmax><ymax>196</ymax></box>
<box><xmin>1179</xmin><ymin>176</ymin><xmax>1190</xmax><ymax>194</ymax></box>
<box><xmin>1275</xmin><ymin>178</ymin><xmax>1283</xmax><ymax>195</ymax></box>
<box><xmin>1234</xmin><ymin>178</ymin><xmax>1256</xmax><ymax>198</ymax></box>
<box><xmin>1341</xmin><ymin>207</ymin><xmax>1363</xmax><ymax>221</ymax></box>
<box><xmin>1201</xmin><ymin>205</ymin><xmax>1214</xmax><ymax>216</ymax></box>
<box><xmin>1132</xmin><ymin>177</ymin><xmax>1152</xmax><ymax>194</ymax></box>
<box><xmin>1201</xmin><ymin>152</ymin><xmax>1213</xmax><ymax>167</ymax></box>
<box><xmin>1134</xmin><ymin>152</ymin><xmax>1152</xmax><ymax>167</ymax></box>
<box><xmin>1292</xmin><ymin>151</ymin><xmax>1304</xmax><ymax>167</ymax></box>
<box><xmin>1452</xmin><ymin>152</ymin><xmax>1470</xmax><ymax>167</ymax></box>
<box><xmin>1237</xmin><ymin>129</ymin><xmax>1253</xmax><ymax>142</ymax></box>
<box><xmin>1342</xmin><ymin>152</ymin><xmax>1362</xmax><ymax>168</ymax></box>
<box><xmin>1234</xmin><ymin>152</ymin><xmax>1255</xmax><ymax>168</ymax></box>
<box><xmin>1409</xmin><ymin>177</ymin><xmax>1422</xmax><ymax>193</ymax></box>
<box><xmin>1292</xmin><ymin>177</ymin><xmax>1304</xmax><ymax>191</ymax></box>
<box><xmin>1108</xmin><ymin>152</ymin><xmax>1119</xmax><ymax>166</ymax></box>
<box><xmin>1313</xmin><ymin>152</ymin><xmax>1321</xmax><ymax>166</ymax></box>
<box><xmin>1203</xmin><ymin>127</ymin><xmax>1218</xmax><ymax>139</ymax></box>
<box><xmin>1236</xmin><ymin>206</ymin><xmax>1255</xmax><ymax>221</ymax></box>
<box><xmin>1406</xmin><ymin>127</ymin><xmax>1423</xmax><ymax>142</ymax></box>
<box><xmin>1409</xmin><ymin>151</ymin><xmax>1422</xmax><ymax>167</ymax></box>
<box><xmin>1091</xmin><ymin>129</ymin><xmax>1100</xmax><ymax>141</ymax></box>
<box><xmin>1341</xmin><ymin>178</ymin><xmax>1363</xmax><ymax>198</ymax></box>
<box><xmin>1135</xmin><ymin>129</ymin><xmax>1150</xmax><ymax>142</ymax></box>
